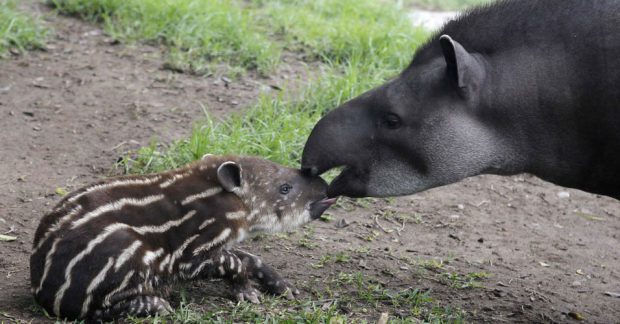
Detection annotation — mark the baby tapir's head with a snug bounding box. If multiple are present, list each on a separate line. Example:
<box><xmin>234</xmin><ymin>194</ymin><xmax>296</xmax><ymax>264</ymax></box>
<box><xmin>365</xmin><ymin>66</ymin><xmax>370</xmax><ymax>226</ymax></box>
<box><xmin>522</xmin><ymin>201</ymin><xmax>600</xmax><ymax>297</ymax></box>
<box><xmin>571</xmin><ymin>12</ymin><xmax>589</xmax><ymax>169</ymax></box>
<box><xmin>211</xmin><ymin>156</ymin><xmax>336</xmax><ymax>233</ymax></box>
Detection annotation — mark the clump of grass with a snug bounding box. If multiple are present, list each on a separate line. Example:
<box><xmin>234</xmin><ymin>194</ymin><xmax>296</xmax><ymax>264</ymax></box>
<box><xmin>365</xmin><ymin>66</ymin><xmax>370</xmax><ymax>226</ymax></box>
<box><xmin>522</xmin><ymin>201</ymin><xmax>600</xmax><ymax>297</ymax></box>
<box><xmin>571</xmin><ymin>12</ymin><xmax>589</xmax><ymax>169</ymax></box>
<box><xmin>261</xmin><ymin>0</ymin><xmax>426</xmax><ymax>66</ymax></box>
<box><xmin>138</xmin><ymin>273</ymin><xmax>465</xmax><ymax>323</ymax></box>
<box><xmin>0</xmin><ymin>0</ymin><xmax>47</xmax><ymax>56</ymax></box>
<box><xmin>408</xmin><ymin>0</ymin><xmax>493</xmax><ymax>11</ymax></box>
<box><xmin>440</xmin><ymin>271</ymin><xmax>490</xmax><ymax>289</ymax></box>
<box><xmin>50</xmin><ymin>0</ymin><xmax>280</xmax><ymax>74</ymax></box>
<box><xmin>331</xmin><ymin>272</ymin><xmax>466</xmax><ymax>322</ymax></box>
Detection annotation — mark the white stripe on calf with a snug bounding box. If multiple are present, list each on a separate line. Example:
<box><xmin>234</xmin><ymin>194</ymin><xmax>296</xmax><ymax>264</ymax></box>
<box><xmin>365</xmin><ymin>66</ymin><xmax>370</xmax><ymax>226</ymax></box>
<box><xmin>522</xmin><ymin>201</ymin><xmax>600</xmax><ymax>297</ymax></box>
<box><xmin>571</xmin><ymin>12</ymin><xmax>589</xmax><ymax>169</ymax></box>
<box><xmin>158</xmin><ymin>255</ymin><xmax>171</xmax><ymax>273</ymax></box>
<box><xmin>179</xmin><ymin>262</ymin><xmax>193</xmax><ymax>271</ymax></box>
<box><xmin>53</xmin><ymin>223</ymin><xmax>131</xmax><ymax>316</ymax></box>
<box><xmin>199</xmin><ymin>218</ymin><xmax>215</xmax><ymax>230</ymax></box>
<box><xmin>167</xmin><ymin>234</ymin><xmax>199</xmax><ymax>273</ymax></box>
<box><xmin>33</xmin><ymin>205</ymin><xmax>82</xmax><ymax>254</ymax></box>
<box><xmin>134</xmin><ymin>210</ymin><xmax>196</xmax><ymax>234</ymax></box>
<box><xmin>115</xmin><ymin>240</ymin><xmax>143</xmax><ymax>271</ymax></box>
<box><xmin>71</xmin><ymin>195</ymin><xmax>165</xmax><ymax>229</ymax></box>
<box><xmin>143</xmin><ymin>248</ymin><xmax>164</xmax><ymax>266</ymax></box>
<box><xmin>225</xmin><ymin>211</ymin><xmax>247</xmax><ymax>220</ymax></box>
<box><xmin>103</xmin><ymin>270</ymin><xmax>135</xmax><ymax>307</ymax></box>
<box><xmin>67</xmin><ymin>176</ymin><xmax>163</xmax><ymax>204</ymax></box>
<box><xmin>80</xmin><ymin>257</ymin><xmax>114</xmax><ymax>318</ymax></box>
<box><xmin>189</xmin><ymin>259</ymin><xmax>214</xmax><ymax>278</ymax></box>
<box><xmin>181</xmin><ymin>188</ymin><xmax>222</xmax><ymax>205</ymax></box>
<box><xmin>192</xmin><ymin>228</ymin><xmax>232</xmax><ymax>256</ymax></box>
<box><xmin>159</xmin><ymin>172</ymin><xmax>192</xmax><ymax>188</ymax></box>
<box><xmin>35</xmin><ymin>238</ymin><xmax>61</xmax><ymax>294</ymax></box>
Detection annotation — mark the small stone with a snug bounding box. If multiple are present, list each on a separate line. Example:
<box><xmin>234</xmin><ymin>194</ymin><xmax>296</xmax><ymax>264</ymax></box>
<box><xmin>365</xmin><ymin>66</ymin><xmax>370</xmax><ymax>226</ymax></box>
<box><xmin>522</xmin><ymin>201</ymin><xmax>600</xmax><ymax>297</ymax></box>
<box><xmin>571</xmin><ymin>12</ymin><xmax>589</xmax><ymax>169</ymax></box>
<box><xmin>336</xmin><ymin>219</ymin><xmax>350</xmax><ymax>228</ymax></box>
<box><xmin>557</xmin><ymin>191</ymin><xmax>570</xmax><ymax>199</ymax></box>
<box><xmin>571</xmin><ymin>280</ymin><xmax>582</xmax><ymax>287</ymax></box>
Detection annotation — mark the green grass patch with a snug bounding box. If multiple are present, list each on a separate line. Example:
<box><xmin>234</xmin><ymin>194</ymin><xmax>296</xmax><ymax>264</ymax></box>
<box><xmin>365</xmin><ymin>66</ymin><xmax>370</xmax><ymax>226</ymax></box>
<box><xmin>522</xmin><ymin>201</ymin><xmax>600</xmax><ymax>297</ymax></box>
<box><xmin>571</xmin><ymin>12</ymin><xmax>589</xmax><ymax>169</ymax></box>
<box><xmin>439</xmin><ymin>271</ymin><xmax>490</xmax><ymax>289</ymax></box>
<box><xmin>260</xmin><ymin>0</ymin><xmax>420</xmax><ymax>66</ymax></box>
<box><xmin>51</xmin><ymin>0</ymin><xmax>280</xmax><ymax>74</ymax></box>
<box><xmin>51</xmin><ymin>0</ymin><xmax>426</xmax><ymax>74</ymax></box>
<box><xmin>128</xmin><ymin>273</ymin><xmax>465</xmax><ymax>323</ymax></box>
<box><xmin>408</xmin><ymin>0</ymin><xmax>493</xmax><ymax>11</ymax></box>
<box><xmin>0</xmin><ymin>0</ymin><xmax>47</xmax><ymax>56</ymax></box>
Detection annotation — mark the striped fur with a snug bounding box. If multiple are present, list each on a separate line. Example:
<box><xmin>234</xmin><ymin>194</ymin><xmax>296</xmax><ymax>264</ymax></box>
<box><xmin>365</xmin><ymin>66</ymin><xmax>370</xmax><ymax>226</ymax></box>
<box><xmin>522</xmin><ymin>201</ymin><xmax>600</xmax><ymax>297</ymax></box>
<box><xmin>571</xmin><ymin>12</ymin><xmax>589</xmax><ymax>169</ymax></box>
<box><xmin>31</xmin><ymin>155</ymin><xmax>331</xmax><ymax>321</ymax></box>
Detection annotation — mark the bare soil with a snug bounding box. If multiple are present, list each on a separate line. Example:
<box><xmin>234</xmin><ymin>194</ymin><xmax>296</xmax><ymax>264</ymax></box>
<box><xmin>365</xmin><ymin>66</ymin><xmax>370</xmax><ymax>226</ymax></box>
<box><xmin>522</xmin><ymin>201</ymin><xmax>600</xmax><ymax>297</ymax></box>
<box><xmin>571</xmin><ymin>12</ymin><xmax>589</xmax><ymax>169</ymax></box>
<box><xmin>1</xmin><ymin>2</ymin><xmax>619</xmax><ymax>323</ymax></box>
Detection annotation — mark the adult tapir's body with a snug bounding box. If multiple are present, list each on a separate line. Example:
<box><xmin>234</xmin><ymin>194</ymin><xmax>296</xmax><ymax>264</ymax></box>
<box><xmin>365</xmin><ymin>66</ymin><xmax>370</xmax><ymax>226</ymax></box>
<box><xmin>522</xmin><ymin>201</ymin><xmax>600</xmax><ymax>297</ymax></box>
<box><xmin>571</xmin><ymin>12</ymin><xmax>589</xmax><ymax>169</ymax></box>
<box><xmin>302</xmin><ymin>0</ymin><xmax>620</xmax><ymax>200</ymax></box>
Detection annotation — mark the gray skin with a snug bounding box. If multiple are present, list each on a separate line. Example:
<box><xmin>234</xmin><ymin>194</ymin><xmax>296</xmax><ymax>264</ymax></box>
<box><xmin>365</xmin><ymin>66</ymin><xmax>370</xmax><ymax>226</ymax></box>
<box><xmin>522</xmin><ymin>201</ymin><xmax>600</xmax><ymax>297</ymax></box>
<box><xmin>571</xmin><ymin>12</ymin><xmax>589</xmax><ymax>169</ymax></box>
<box><xmin>302</xmin><ymin>0</ymin><xmax>620</xmax><ymax>200</ymax></box>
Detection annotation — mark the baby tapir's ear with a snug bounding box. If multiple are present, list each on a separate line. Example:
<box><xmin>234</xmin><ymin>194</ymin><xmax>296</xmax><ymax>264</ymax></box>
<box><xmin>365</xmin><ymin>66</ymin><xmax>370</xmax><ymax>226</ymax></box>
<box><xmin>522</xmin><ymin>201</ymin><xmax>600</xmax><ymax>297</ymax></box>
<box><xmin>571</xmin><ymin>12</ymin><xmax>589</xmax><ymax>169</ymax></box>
<box><xmin>217</xmin><ymin>161</ymin><xmax>242</xmax><ymax>192</ymax></box>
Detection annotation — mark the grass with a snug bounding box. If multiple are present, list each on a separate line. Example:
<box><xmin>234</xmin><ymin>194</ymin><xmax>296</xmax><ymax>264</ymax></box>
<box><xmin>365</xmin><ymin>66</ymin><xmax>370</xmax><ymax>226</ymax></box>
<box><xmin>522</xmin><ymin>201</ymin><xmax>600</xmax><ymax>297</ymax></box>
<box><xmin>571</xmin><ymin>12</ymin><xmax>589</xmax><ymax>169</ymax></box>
<box><xmin>408</xmin><ymin>0</ymin><xmax>492</xmax><ymax>11</ymax></box>
<box><xmin>0</xmin><ymin>0</ymin><xmax>47</xmax><ymax>56</ymax></box>
<box><xmin>51</xmin><ymin>0</ymin><xmax>426</xmax><ymax>75</ymax></box>
<box><xmin>125</xmin><ymin>272</ymin><xmax>465</xmax><ymax>323</ymax></box>
<box><xmin>50</xmin><ymin>0</ymin><xmax>280</xmax><ymax>74</ymax></box>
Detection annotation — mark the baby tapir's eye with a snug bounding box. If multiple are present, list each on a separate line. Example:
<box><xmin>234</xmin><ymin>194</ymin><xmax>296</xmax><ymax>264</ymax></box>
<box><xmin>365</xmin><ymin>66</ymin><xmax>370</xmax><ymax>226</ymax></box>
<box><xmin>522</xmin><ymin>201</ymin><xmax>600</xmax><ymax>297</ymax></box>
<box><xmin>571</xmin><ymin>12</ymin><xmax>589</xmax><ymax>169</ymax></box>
<box><xmin>279</xmin><ymin>184</ymin><xmax>292</xmax><ymax>195</ymax></box>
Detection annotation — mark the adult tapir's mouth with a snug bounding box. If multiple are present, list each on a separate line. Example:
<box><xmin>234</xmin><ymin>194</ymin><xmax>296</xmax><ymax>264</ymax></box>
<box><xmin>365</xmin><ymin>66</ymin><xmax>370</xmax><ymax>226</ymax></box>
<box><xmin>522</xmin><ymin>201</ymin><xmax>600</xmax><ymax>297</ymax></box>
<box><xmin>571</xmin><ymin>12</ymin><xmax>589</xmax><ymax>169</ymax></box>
<box><xmin>327</xmin><ymin>166</ymin><xmax>369</xmax><ymax>198</ymax></box>
<box><xmin>309</xmin><ymin>197</ymin><xmax>338</xmax><ymax>219</ymax></box>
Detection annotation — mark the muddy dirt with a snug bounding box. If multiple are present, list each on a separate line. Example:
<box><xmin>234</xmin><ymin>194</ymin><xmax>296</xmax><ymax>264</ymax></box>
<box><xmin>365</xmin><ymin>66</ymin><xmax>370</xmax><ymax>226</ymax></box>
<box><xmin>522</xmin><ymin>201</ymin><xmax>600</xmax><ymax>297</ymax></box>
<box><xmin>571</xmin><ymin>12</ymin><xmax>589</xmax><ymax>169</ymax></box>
<box><xmin>1</xmin><ymin>2</ymin><xmax>619</xmax><ymax>323</ymax></box>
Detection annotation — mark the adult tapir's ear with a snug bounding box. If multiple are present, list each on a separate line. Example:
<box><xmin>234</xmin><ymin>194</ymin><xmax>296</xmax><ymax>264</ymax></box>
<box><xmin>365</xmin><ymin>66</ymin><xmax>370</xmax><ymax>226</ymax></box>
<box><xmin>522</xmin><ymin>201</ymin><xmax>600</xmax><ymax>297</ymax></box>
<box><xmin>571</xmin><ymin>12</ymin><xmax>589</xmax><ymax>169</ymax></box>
<box><xmin>217</xmin><ymin>161</ymin><xmax>242</xmax><ymax>192</ymax></box>
<box><xmin>439</xmin><ymin>34</ymin><xmax>484</xmax><ymax>92</ymax></box>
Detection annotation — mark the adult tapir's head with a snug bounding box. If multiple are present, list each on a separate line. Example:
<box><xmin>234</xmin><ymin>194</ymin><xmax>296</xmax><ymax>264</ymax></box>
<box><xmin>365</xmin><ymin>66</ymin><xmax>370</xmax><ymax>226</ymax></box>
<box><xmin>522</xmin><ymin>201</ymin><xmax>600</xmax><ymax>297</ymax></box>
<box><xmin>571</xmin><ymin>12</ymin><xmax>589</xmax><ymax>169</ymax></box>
<box><xmin>302</xmin><ymin>34</ymin><xmax>521</xmax><ymax>198</ymax></box>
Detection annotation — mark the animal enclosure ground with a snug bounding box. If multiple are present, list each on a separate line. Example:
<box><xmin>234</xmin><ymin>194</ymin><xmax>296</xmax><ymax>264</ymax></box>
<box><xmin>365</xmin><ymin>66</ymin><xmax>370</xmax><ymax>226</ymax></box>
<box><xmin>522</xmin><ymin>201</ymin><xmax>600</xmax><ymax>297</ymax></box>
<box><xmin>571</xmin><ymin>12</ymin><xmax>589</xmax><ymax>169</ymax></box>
<box><xmin>1</xmin><ymin>1</ymin><xmax>619</xmax><ymax>323</ymax></box>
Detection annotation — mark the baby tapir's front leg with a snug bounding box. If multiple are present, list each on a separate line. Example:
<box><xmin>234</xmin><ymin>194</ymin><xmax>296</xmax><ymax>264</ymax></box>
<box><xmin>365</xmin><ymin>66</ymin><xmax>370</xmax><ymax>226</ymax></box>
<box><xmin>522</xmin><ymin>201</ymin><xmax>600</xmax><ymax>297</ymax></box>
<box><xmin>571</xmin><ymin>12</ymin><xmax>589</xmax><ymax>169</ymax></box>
<box><xmin>232</xmin><ymin>249</ymin><xmax>300</xmax><ymax>300</ymax></box>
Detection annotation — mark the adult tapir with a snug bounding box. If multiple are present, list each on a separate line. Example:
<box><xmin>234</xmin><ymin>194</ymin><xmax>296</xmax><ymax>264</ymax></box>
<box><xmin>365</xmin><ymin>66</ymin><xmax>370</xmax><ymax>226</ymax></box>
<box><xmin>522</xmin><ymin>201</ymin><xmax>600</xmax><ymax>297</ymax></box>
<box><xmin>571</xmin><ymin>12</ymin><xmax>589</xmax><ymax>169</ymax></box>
<box><xmin>302</xmin><ymin>0</ymin><xmax>620</xmax><ymax>200</ymax></box>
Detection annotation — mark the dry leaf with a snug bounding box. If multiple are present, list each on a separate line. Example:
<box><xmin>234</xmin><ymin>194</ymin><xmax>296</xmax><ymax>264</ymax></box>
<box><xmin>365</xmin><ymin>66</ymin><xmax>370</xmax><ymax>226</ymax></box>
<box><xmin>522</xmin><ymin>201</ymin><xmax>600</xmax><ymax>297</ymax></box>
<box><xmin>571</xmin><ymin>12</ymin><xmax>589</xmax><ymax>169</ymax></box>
<box><xmin>568</xmin><ymin>312</ymin><xmax>584</xmax><ymax>321</ymax></box>
<box><xmin>55</xmin><ymin>187</ymin><xmax>68</xmax><ymax>197</ymax></box>
<box><xmin>0</xmin><ymin>234</ymin><xmax>17</xmax><ymax>242</ymax></box>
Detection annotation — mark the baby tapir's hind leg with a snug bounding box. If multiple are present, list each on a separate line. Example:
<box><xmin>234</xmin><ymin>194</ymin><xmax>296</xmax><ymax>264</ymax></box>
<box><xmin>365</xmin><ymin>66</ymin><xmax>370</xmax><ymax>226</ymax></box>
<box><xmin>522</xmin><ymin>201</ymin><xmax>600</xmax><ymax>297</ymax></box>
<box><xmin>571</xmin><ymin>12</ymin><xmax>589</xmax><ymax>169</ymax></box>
<box><xmin>232</xmin><ymin>249</ymin><xmax>300</xmax><ymax>299</ymax></box>
<box><xmin>96</xmin><ymin>295</ymin><xmax>173</xmax><ymax>321</ymax></box>
<box><xmin>183</xmin><ymin>250</ymin><xmax>261</xmax><ymax>303</ymax></box>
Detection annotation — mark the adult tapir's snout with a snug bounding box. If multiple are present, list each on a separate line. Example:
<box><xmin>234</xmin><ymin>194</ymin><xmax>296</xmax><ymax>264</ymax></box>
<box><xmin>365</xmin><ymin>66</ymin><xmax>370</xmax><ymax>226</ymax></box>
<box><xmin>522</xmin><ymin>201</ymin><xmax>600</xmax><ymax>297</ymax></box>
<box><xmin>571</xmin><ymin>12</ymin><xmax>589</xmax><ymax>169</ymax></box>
<box><xmin>302</xmin><ymin>98</ymin><xmax>374</xmax><ymax>197</ymax></box>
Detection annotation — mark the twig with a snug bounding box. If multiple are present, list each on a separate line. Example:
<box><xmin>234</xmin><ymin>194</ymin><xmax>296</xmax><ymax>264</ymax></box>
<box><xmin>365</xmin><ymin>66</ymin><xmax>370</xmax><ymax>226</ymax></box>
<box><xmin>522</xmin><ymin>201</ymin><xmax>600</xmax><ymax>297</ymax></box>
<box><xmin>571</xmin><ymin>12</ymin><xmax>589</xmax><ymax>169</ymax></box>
<box><xmin>374</xmin><ymin>215</ymin><xmax>394</xmax><ymax>233</ymax></box>
<box><xmin>395</xmin><ymin>218</ymin><xmax>406</xmax><ymax>236</ymax></box>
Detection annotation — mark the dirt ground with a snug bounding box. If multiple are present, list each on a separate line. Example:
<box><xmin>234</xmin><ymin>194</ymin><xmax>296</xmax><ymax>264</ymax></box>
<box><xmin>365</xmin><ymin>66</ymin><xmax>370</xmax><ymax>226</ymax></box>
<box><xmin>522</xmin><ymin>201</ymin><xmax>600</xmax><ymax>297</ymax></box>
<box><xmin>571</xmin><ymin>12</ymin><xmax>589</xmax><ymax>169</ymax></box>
<box><xmin>1</xmin><ymin>2</ymin><xmax>619</xmax><ymax>323</ymax></box>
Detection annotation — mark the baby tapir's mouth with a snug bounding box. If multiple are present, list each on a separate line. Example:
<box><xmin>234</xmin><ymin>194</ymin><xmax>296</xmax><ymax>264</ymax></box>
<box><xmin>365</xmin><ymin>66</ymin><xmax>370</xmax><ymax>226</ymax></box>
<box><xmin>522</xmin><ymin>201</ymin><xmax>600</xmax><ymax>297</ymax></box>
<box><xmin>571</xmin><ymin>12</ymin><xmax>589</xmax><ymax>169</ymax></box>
<box><xmin>309</xmin><ymin>197</ymin><xmax>338</xmax><ymax>219</ymax></box>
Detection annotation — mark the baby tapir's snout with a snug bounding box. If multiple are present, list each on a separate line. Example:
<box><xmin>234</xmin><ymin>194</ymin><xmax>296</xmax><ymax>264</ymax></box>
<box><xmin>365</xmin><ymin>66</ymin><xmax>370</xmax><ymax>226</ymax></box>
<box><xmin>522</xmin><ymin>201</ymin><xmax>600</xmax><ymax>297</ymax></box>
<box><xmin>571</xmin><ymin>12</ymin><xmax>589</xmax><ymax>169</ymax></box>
<box><xmin>302</xmin><ymin>175</ymin><xmax>336</xmax><ymax>219</ymax></box>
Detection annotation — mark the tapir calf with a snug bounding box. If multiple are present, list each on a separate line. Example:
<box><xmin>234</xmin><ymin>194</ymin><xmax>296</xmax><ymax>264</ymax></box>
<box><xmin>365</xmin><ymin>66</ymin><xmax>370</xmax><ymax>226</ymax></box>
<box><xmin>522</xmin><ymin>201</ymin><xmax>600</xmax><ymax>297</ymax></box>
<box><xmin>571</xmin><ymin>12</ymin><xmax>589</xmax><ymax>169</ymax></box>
<box><xmin>302</xmin><ymin>0</ymin><xmax>620</xmax><ymax>200</ymax></box>
<box><xmin>31</xmin><ymin>155</ymin><xmax>335</xmax><ymax>321</ymax></box>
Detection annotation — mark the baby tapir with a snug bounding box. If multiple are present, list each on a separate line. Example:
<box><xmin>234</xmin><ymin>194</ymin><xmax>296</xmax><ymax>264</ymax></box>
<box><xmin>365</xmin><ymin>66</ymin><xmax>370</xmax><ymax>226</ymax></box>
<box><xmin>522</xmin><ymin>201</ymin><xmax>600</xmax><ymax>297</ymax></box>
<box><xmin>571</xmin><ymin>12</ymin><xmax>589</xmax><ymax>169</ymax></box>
<box><xmin>30</xmin><ymin>155</ymin><xmax>336</xmax><ymax>321</ymax></box>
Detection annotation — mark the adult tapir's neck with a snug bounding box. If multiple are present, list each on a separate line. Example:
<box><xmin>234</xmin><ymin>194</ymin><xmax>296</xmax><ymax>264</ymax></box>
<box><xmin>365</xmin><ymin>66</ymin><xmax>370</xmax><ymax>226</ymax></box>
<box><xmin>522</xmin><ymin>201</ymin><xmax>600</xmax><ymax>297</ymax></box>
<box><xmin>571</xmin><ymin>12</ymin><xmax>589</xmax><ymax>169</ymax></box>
<box><xmin>481</xmin><ymin>49</ymin><xmax>620</xmax><ymax>199</ymax></box>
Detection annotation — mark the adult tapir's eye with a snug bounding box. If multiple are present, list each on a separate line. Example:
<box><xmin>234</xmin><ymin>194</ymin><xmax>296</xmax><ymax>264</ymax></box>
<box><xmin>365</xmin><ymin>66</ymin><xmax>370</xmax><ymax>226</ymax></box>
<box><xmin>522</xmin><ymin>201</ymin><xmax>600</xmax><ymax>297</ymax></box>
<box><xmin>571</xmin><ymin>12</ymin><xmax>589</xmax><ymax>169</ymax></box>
<box><xmin>384</xmin><ymin>113</ymin><xmax>402</xmax><ymax>129</ymax></box>
<box><xmin>279</xmin><ymin>184</ymin><xmax>292</xmax><ymax>195</ymax></box>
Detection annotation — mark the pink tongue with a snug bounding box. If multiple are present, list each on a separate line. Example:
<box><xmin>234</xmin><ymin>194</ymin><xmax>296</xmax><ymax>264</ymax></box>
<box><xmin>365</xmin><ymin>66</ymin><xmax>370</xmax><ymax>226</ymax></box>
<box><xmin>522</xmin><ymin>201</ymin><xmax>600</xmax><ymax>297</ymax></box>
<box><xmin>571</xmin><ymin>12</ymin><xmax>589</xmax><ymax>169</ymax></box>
<box><xmin>321</xmin><ymin>197</ymin><xmax>338</xmax><ymax>205</ymax></box>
